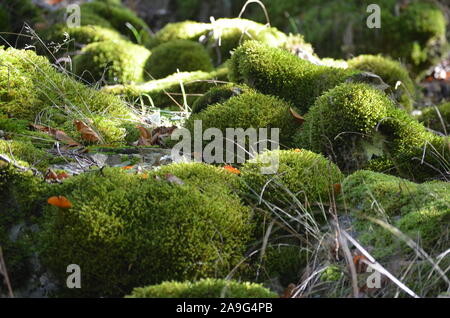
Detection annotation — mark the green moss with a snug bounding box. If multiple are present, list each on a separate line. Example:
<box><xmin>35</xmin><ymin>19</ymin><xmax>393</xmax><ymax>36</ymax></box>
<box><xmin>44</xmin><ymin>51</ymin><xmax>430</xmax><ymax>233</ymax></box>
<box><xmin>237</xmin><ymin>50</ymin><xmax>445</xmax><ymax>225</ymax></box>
<box><xmin>42</xmin><ymin>24</ymin><xmax>125</xmax><ymax>48</ymax></box>
<box><xmin>103</xmin><ymin>67</ymin><xmax>229</xmax><ymax>109</ymax></box>
<box><xmin>350</xmin><ymin>175</ymin><xmax>449</xmax><ymax>260</ymax></box>
<box><xmin>296</xmin><ymin>83</ymin><xmax>431</xmax><ymax>172</ymax></box>
<box><xmin>229</xmin><ymin>41</ymin><xmax>359</xmax><ymax>114</ymax></box>
<box><xmin>146</xmin><ymin>21</ymin><xmax>210</xmax><ymax>49</ymax></box>
<box><xmin>0</xmin><ymin>47</ymin><xmax>132</xmax><ymax>122</ymax></box>
<box><xmin>241</xmin><ymin>149</ymin><xmax>343</xmax><ymax>209</ymax></box>
<box><xmin>321</xmin><ymin>265</ymin><xmax>342</xmax><ymax>282</ymax></box>
<box><xmin>191</xmin><ymin>84</ymin><xmax>252</xmax><ymax>114</ymax></box>
<box><xmin>79</xmin><ymin>1</ymin><xmax>150</xmax><ymax>44</ymax></box>
<box><xmin>126</xmin><ymin>279</ymin><xmax>277</xmax><ymax>298</ymax></box>
<box><xmin>342</xmin><ymin>170</ymin><xmax>419</xmax><ymax>219</ymax></box>
<box><xmin>206</xmin><ymin>18</ymin><xmax>287</xmax><ymax>65</ymax></box>
<box><xmin>145</xmin><ymin>40</ymin><xmax>214</xmax><ymax>80</ymax></box>
<box><xmin>39</xmin><ymin>167</ymin><xmax>253</xmax><ymax>297</ymax></box>
<box><xmin>73</xmin><ymin>40</ymin><xmax>151</xmax><ymax>84</ymax></box>
<box><xmin>0</xmin><ymin>139</ymin><xmax>48</xmax><ymax>170</ymax></box>
<box><xmin>184</xmin><ymin>90</ymin><xmax>300</xmax><ymax>153</ymax></box>
<box><xmin>417</xmin><ymin>102</ymin><xmax>450</xmax><ymax>134</ymax></box>
<box><xmin>348</xmin><ymin>55</ymin><xmax>416</xmax><ymax>112</ymax></box>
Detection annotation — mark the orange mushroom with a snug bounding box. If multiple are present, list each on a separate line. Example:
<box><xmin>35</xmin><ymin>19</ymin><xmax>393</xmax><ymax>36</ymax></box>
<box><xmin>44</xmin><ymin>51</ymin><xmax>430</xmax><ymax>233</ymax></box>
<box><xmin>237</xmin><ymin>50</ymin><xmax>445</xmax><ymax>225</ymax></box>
<box><xmin>47</xmin><ymin>196</ymin><xmax>72</xmax><ymax>209</ymax></box>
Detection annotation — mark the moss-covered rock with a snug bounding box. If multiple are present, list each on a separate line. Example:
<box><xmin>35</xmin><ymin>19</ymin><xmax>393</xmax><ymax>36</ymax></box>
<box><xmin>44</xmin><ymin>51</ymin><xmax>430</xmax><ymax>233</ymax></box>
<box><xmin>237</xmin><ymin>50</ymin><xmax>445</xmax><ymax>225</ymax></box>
<box><xmin>345</xmin><ymin>171</ymin><xmax>449</xmax><ymax>262</ymax></box>
<box><xmin>103</xmin><ymin>67</ymin><xmax>229</xmax><ymax>109</ymax></box>
<box><xmin>191</xmin><ymin>84</ymin><xmax>252</xmax><ymax>114</ymax></box>
<box><xmin>38</xmin><ymin>167</ymin><xmax>253</xmax><ymax>297</ymax></box>
<box><xmin>249</xmin><ymin>0</ymin><xmax>448</xmax><ymax>74</ymax></box>
<box><xmin>229</xmin><ymin>41</ymin><xmax>359</xmax><ymax>114</ymax></box>
<box><xmin>241</xmin><ymin>149</ymin><xmax>343</xmax><ymax>208</ymax></box>
<box><xmin>126</xmin><ymin>279</ymin><xmax>277</xmax><ymax>298</ymax></box>
<box><xmin>145</xmin><ymin>40</ymin><xmax>214</xmax><ymax>80</ymax></box>
<box><xmin>73</xmin><ymin>40</ymin><xmax>151</xmax><ymax>84</ymax></box>
<box><xmin>146</xmin><ymin>21</ymin><xmax>210</xmax><ymax>49</ymax></box>
<box><xmin>417</xmin><ymin>102</ymin><xmax>450</xmax><ymax>135</ymax></box>
<box><xmin>348</xmin><ymin>55</ymin><xmax>416</xmax><ymax>112</ymax></box>
<box><xmin>296</xmin><ymin>83</ymin><xmax>432</xmax><ymax>172</ymax></box>
<box><xmin>0</xmin><ymin>47</ymin><xmax>131</xmax><ymax>121</ymax></box>
<box><xmin>184</xmin><ymin>90</ymin><xmax>301</xmax><ymax>155</ymax></box>
<box><xmin>79</xmin><ymin>1</ymin><xmax>151</xmax><ymax>44</ymax></box>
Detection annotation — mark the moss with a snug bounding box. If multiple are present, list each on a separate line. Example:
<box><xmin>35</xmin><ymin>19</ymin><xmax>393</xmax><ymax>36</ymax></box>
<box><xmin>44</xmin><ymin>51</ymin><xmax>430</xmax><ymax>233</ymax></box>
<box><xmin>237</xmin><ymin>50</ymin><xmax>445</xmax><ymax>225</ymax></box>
<box><xmin>103</xmin><ymin>67</ymin><xmax>229</xmax><ymax>109</ymax></box>
<box><xmin>126</xmin><ymin>279</ymin><xmax>277</xmax><ymax>298</ymax></box>
<box><xmin>348</xmin><ymin>55</ymin><xmax>416</xmax><ymax>112</ymax></box>
<box><xmin>351</xmin><ymin>176</ymin><xmax>449</xmax><ymax>260</ymax></box>
<box><xmin>417</xmin><ymin>102</ymin><xmax>450</xmax><ymax>134</ymax></box>
<box><xmin>73</xmin><ymin>40</ymin><xmax>151</xmax><ymax>84</ymax></box>
<box><xmin>184</xmin><ymin>90</ymin><xmax>301</xmax><ymax>154</ymax></box>
<box><xmin>229</xmin><ymin>41</ymin><xmax>359</xmax><ymax>114</ymax></box>
<box><xmin>146</xmin><ymin>21</ymin><xmax>210</xmax><ymax>49</ymax></box>
<box><xmin>79</xmin><ymin>1</ymin><xmax>150</xmax><ymax>44</ymax></box>
<box><xmin>321</xmin><ymin>265</ymin><xmax>342</xmax><ymax>282</ymax></box>
<box><xmin>42</xmin><ymin>24</ymin><xmax>125</xmax><ymax>48</ymax></box>
<box><xmin>0</xmin><ymin>139</ymin><xmax>48</xmax><ymax>170</ymax></box>
<box><xmin>191</xmin><ymin>84</ymin><xmax>252</xmax><ymax>114</ymax></box>
<box><xmin>145</xmin><ymin>40</ymin><xmax>214</xmax><ymax>80</ymax></box>
<box><xmin>0</xmin><ymin>47</ymin><xmax>132</xmax><ymax>122</ymax></box>
<box><xmin>249</xmin><ymin>0</ymin><xmax>448</xmax><ymax>74</ymax></box>
<box><xmin>342</xmin><ymin>170</ymin><xmax>419</xmax><ymax>219</ymax></box>
<box><xmin>38</xmin><ymin>167</ymin><xmax>253</xmax><ymax>297</ymax></box>
<box><xmin>367</xmin><ymin>135</ymin><xmax>450</xmax><ymax>182</ymax></box>
<box><xmin>206</xmin><ymin>18</ymin><xmax>287</xmax><ymax>65</ymax></box>
<box><xmin>241</xmin><ymin>149</ymin><xmax>343</xmax><ymax>209</ymax></box>
<box><xmin>296</xmin><ymin>83</ymin><xmax>431</xmax><ymax>172</ymax></box>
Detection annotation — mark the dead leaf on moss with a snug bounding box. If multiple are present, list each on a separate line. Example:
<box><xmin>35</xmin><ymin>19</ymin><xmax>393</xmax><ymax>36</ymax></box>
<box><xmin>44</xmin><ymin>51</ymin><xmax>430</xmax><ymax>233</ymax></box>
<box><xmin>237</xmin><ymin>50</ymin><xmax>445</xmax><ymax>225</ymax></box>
<box><xmin>74</xmin><ymin>120</ymin><xmax>101</xmax><ymax>144</ymax></box>
<box><xmin>30</xmin><ymin>123</ymin><xmax>80</xmax><ymax>147</ymax></box>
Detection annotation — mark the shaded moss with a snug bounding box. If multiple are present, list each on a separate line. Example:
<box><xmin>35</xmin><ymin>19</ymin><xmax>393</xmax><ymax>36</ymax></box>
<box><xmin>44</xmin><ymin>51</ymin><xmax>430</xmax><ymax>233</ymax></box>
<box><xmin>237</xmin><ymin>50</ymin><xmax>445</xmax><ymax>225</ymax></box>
<box><xmin>126</xmin><ymin>279</ymin><xmax>277</xmax><ymax>298</ymax></box>
<box><xmin>103</xmin><ymin>67</ymin><xmax>229</xmax><ymax>109</ymax></box>
<box><xmin>348</xmin><ymin>54</ymin><xmax>416</xmax><ymax>112</ymax></box>
<box><xmin>145</xmin><ymin>40</ymin><xmax>214</xmax><ymax>80</ymax></box>
<box><xmin>38</xmin><ymin>167</ymin><xmax>253</xmax><ymax>297</ymax></box>
<box><xmin>146</xmin><ymin>21</ymin><xmax>210</xmax><ymax>49</ymax></box>
<box><xmin>417</xmin><ymin>102</ymin><xmax>450</xmax><ymax>135</ymax></box>
<box><xmin>73</xmin><ymin>40</ymin><xmax>151</xmax><ymax>84</ymax></box>
<box><xmin>229</xmin><ymin>41</ymin><xmax>359</xmax><ymax>114</ymax></box>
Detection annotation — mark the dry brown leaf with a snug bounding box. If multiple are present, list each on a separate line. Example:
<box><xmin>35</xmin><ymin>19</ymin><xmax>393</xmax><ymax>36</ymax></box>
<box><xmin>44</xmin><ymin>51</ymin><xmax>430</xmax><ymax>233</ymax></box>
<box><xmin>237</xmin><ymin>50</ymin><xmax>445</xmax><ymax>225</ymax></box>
<box><xmin>289</xmin><ymin>107</ymin><xmax>305</xmax><ymax>125</ymax></box>
<box><xmin>31</xmin><ymin>124</ymin><xmax>80</xmax><ymax>146</ymax></box>
<box><xmin>74</xmin><ymin>120</ymin><xmax>101</xmax><ymax>144</ymax></box>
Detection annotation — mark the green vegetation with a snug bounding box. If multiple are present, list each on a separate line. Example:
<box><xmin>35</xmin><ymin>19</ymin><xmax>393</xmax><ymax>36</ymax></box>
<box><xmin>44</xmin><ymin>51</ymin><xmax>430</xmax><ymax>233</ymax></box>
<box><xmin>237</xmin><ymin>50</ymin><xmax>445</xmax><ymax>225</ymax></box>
<box><xmin>145</xmin><ymin>40</ymin><xmax>214</xmax><ymax>80</ymax></box>
<box><xmin>103</xmin><ymin>67</ymin><xmax>229</xmax><ymax>109</ymax></box>
<box><xmin>348</xmin><ymin>55</ymin><xmax>416</xmax><ymax>111</ymax></box>
<box><xmin>229</xmin><ymin>41</ymin><xmax>359</xmax><ymax>114</ymax></box>
<box><xmin>184</xmin><ymin>90</ymin><xmax>300</xmax><ymax>151</ymax></box>
<box><xmin>241</xmin><ymin>149</ymin><xmax>343</xmax><ymax>208</ymax></box>
<box><xmin>39</xmin><ymin>167</ymin><xmax>253</xmax><ymax>297</ymax></box>
<box><xmin>126</xmin><ymin>279</ymin><xmax>277</xmax><ymax>298</ymax></box>
<box><xmin>73</xmin><ymin>40</ymin><xmax>151</xmax><ymax>84</ymax></box>
<box><xmin>417</xmin><ymin>102</ymin><xmax>450</xmax><ymax>134</ymax></box>
<box><xmin>191</xmin><ymin>84</ymin><xmax>253</xmax><ymax>114</ymax></box>
<box><xmin>146</xmin><ymin>21</ymin><xmax>210</xmax><ymax>48</ymax></box>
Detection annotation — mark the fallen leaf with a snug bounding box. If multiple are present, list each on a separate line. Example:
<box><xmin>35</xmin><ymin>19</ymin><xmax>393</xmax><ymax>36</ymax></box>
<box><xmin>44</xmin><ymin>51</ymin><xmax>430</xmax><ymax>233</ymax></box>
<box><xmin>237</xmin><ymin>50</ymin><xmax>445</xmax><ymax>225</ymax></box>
<box><xmin>137</xmin><ymin>126</ymin><xmax>153</xmax><ymax>146</ymax></box>
<box><xmin>74</xmin><ymin>120</ymin><xmax>101</xmax><ymax>144</ymax></box>
<box><xmin>122</xmin><ymin>166</ymin><xmax>134</xmax><ymax>170</ymax></box>
<box><xmin>333</xmin><ymin>183</ymin><xmax>342</xmax><ymax>195</ymax></box>
<box><xmin>294</xmin><ymin>148</ymin><xmax>302</xmax><ymax>153</ymax></box>
<box><xmin>224</xmin><ymin>165</ymin><xmax>240</xmax><ymax>175</ymax></box>
<box><xmin>48</xmin><ymin>196</ymin><xmax>72</xmax><ymax>209</ymax></box>
<box><xmin>31</xmin><ymin>124</ymin><xmax>80</xmax><ymax>146</ymax></box>
<box><xmin>289</xmin><ymin>108</ymin><xmax>305</xmax><ymax>125</ymax></box>
<box><xmin>281</xmin><ymin>283</ymin><xmax>297</xmax><ymax>298</ymax></box>
<box><xmin>353</xmin><ymin>254</ymin><xmax>368</xmax><ymax>273</ymax></box>
<box><xmin>57</xmin><ymin>171</ymin><xmax>69</xmax><ymax>180</ymax></box>
<box><xmin>45</xmin><ymin>169</ymin><xmax>59</xmax><ymax>181</ymax></box>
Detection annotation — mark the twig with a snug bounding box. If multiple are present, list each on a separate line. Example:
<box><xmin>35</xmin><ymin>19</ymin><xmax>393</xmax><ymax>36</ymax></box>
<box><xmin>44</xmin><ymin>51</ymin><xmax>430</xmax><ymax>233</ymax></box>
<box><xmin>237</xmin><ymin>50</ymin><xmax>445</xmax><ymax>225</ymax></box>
<box><xmin>0</xmin><ymin>246</ymin><xmax>14</xmax><ymax>298</ymax></box>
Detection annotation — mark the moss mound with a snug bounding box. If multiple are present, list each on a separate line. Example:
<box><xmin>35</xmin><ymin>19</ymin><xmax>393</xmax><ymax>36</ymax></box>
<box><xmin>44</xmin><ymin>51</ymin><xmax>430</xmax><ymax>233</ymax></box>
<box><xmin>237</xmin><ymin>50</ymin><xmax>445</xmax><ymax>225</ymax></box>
<box><xmin>296</xmin><ymin>83</ymin><xmax>432</xmax><ymax>172</ymax></box>
<box><xmin>229</xmin><ymin>41</ymin><xmax>359</xmax><ymax>114</ymax></box>
<box><xmin>417</xmin><ymin>102</ymin><xmax>450</xmax><ymax>135</ymax></box>
<box><xmin>191</xmin><ymin>84</ymin><xmax>252</xmax><ymax>114</ymax></box>
<box><xmin>147</xmin><ymin>21</ymin><xmax>210</xmax><ymax>48</ymax></box>
<box><xmin>39</xmin><ymin>167</ymin><xmax>253</xmax><ymax>297</ymax></box>
<box><xmin>0</xmin><ymin>47</ymin><xmax>131</xmax><ymax>121</ymax></box>
<box><xmin>241</xmin><ymin>149</ymin><xmax>343</xmax><ymax>208</ymax></box>
<box><xmin>348</xmin><ymin>55</ymin><xmax>416</xmax><ymax>111</ymax></box>
<box><xmin>344</xmin><ymin>171</ymin><xmax>449</xmax><ymax>260</ymax></box>
<box><xmin>73</xmin><ymin>40</ymin><xmax>151</xmax><ymax>84</ymax></box>
<box><xmin>79</xmin><ymin>1</ymin><xmax>150</xmax><ymax>44</ymax></box>
<box><xmin>126</xmin><ymin>279</ymin><xmax>277</xmax><ymax>298</ymax></box>
<box><xmin>103</xmin><ymin>67</ymin><xmax>228</xmax><ymax>109</ymax></box>
<box><xmin>183</xmin><ymin>90</ymin><xmax>300</xmax><ymax>155</ymax></box>
<box><xmin>145</xmin><ymin>40</ymin><xmax>213</xmax><ymax>80</ymax></box>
